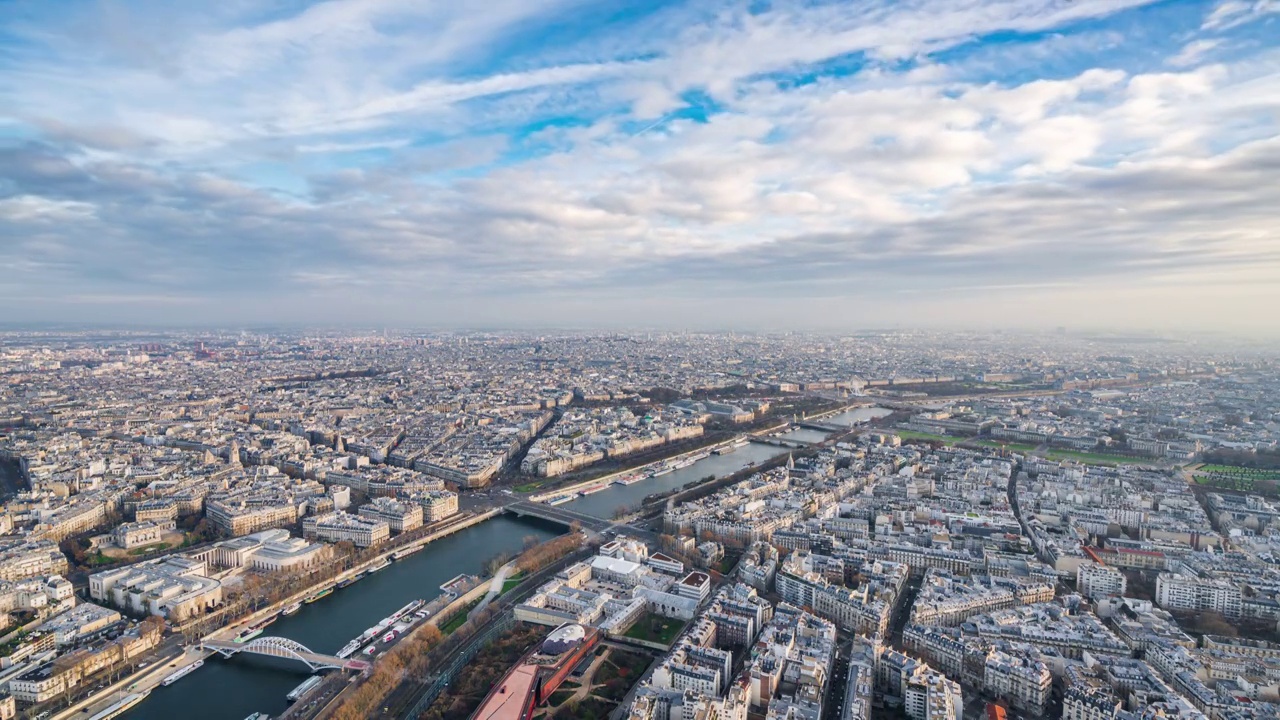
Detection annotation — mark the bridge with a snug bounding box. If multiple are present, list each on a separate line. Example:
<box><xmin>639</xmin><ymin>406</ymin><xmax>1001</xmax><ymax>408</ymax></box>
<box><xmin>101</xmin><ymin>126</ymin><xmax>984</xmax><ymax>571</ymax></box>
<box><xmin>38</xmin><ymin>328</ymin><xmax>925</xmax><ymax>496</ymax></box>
<box><xmin>504</xmin><ymin>501</ymin><xmax>658</xmax><ymax>543</ymax></box>
<box><xmin>748</xmin><ymin>435</ymin><xmax>814</xmax><ymax>449</ymax></box>
<box><xmin>506</xmin><ymin>499</ymin><xmax>614</xmax><ymax>532</ymax></box>
<box><xmin>202</xmin><ymin>637</ymin><xmax>370</xmax><ymax>672</ymax></box>
<box><xmin>795</xmin><ymin>420</ymin><xmax>846</xmax><ymax>433</ymax></box>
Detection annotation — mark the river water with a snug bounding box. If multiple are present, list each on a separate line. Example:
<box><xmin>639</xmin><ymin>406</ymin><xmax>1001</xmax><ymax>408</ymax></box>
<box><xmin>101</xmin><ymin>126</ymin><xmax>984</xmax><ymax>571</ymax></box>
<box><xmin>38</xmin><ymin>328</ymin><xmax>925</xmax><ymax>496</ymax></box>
<box><xmin>124</xmin><ymin>514</ymin><xmax>564</xmax><ymax>720</ymax></box>
<box><xmin>824</xmin><ymin>406</ymin><xmax>893</xmax><ymax>426</ymax></box>
<box><xmin>124</xmin><ymin>408</ymin><xmax>890</xmax><ymax>718</ymax></box>
<box><xmin>563</xmin><ymin>442</ymin><xmax>784</xmax><ymax>519</ymax></box>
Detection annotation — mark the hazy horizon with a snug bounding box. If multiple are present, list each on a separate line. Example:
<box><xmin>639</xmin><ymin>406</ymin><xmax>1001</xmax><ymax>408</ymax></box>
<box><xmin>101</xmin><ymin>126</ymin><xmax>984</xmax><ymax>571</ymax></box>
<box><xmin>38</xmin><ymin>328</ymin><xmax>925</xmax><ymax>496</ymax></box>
<box><xmin>2</xmin><ymin>0</ymin><xmax>1278</xmax><ymax>333</ymax></box>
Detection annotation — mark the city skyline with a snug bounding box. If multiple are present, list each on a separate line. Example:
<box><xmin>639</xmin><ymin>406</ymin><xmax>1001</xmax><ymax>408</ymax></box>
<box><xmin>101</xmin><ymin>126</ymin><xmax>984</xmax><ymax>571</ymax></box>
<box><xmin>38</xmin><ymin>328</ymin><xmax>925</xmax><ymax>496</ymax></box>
<box><xmin>2</xmin><ymin>0</ymin><xmax>1279</xmax><ymax>332</ymax></box>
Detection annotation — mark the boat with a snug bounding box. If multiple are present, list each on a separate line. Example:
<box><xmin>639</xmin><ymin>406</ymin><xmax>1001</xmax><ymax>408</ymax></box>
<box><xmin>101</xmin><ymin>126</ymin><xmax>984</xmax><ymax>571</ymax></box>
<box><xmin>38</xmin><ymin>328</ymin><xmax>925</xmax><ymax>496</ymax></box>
<box><xmin>281</xmin><ymin>602</ymin><xmax>302</xmax><ymax>616</ymax></box>
<box><xmin>547</xmin><ymin>495</ymin><xmax>574</xmax><ymax>505</ymax></box>
<box><xmin>286</xmin><ymin>675</ymin><xmax>323</xmax><ymax>702</ymax></box>
<box><xmin>578</xmin><ymin>484</ymin><xmax>606</xmax><ymax>496</ymax></box>
<box><xmin>367</xmin><ymin>558</ymin><xmax>391</xmax><ymax>573</ymax></box>
<box><xmin>304</xmin><ymin>586</ymin><xmax>334</xmax><ymax>604</ymax></box>
<box><xmin>336</xmin><ymin>576</ymin><xmax>358</xmax><ymax>589</ymax></box>
<box><xmin>712</xmin><ymin>445</ymin><xmax>736</xmax><ymax>455</ymax></box>
<box><xmin>234</xmin><ymin>628</ymin><xmax>263</xmax><ymax>643</ymax></box>
<box><xmin>244</xmin><ymin>714</ymin><xmax>271</xmax><ymax>720</ymax></box>
<box><xmin>89</xmin><ymin>691</ymin><xmax>151</xmax><ymax>720</ymax></box>
<box><xmin>337</xmin><ymin>639</ymin><xmax>362</xmax><ymax>659</ymax></box>
<box><xmin>161</xmin><ymin>659</ymin><xmax>204</xmax><ymax>686</ymax></box>
<box><xmin>651</xmin><ymin>467</ymin><xmax>673</xmax><ymax>477</ymax></box>
<box><xmin>394</xmin><ymin>546</ymin><xmax>422</xmax><ymax>560</ymax></box>
<box><xmin>256</xmin><ymin>614</ymin><xmax>278</xmax><ymax>629</ymax></box>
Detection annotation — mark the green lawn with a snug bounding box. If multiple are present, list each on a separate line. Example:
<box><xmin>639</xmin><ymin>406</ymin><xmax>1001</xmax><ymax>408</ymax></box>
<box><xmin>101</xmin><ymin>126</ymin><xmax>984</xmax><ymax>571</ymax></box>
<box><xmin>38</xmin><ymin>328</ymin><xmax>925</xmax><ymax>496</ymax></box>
<box><xmin>127</xmin><ymin>542</ymin><xmax>171</xmax><ymax>556</ymax></box>
<box><xmin>1042</xmin><ymin>449</ymin><xmax>1149</xmax><ymax>466</ymax></box>
<box><xmin>893</xmin><ymin>430</ymin><xmax>966</xmax><ymax>444</ymax></box>
<box><xmin>623</xmin><ymin>613</ymin><xmax>685</xmax><ymax>645</ymax></box>
<box><xmin>974</xmin><ymin>440</ymin><xmax>1039</xmax><ymax>453</ymax></box>
<box><xmin>499</xmin><ymin>572</ymin><xmax>525</xmax><ymax>595</ymax></box>
<box><xmin>1198</xmin><ymin>465</ymin><xmax>1280</xmax><ymax>480</ymax></box>
<box><xmin>440</xmin><ymin>598</ymin><xmax>482</xmax><ymax>634</ymax></box>
<box><xmin>513</xmin><ymin>481</ymin><xmax>547</xmax><ymax>493</ymax></box>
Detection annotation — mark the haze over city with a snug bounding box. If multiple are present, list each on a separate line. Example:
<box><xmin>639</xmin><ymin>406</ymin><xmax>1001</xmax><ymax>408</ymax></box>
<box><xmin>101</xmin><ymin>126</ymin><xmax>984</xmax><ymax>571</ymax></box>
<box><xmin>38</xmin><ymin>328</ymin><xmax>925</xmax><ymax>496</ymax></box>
<box><xmin>1</xmin><ymin>0</ymin><xmax>1277</xmax><ymax>333</ymax></box>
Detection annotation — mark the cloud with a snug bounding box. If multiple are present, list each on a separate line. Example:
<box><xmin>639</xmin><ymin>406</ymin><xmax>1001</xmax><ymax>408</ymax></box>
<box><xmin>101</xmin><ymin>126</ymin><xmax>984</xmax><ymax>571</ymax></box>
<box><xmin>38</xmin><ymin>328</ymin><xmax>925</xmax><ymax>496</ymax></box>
<box><xmin>0</xmin><ymin>0</ymin><xmax>1277</xmax><ymax>332</ymax></box>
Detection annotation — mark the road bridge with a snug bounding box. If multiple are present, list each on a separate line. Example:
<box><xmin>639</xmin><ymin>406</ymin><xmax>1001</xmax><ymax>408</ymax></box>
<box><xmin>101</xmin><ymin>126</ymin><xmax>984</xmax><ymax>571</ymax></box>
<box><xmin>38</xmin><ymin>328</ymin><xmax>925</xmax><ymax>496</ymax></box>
<box><xmin>747</xmin><ymin>436</ymin><xmax>814</xmax><ymax>449</ymax></box>
<box><xmin>506</xmin><ymin>500</ymin><xmax>613</xmax><ymax>532</ymax></box>
<box><xmin>202</xmin><ymin>637</ymin><xmax>369</xmax><ymax>672</ymax></box>
<box><xmin>795</xmin><ymin>420</ymin><xmax>845</xmax><ymax>433</ymax></box>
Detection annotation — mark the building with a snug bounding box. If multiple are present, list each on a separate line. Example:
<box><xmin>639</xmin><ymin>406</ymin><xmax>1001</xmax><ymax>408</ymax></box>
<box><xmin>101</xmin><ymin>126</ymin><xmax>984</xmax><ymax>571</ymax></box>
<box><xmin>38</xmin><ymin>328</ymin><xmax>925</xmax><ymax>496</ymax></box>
<box><xmin>192</xmin><ymin>528</ymin><xmax>331</xmax><ymax>573</ymax></box>
<box><xmin>1077</xmin><ymin>562</ymin><xmax>1126</xmax><ymax>600</ymax></box>
<box><xmin>1155</xmin><ymin>573</ymin><xmax>1242</xmax><ymax>617</ymax></box>
<box><xmin>88</xmin><ymin>556</ymin><xmax>222</xmax><ymax>620</ymax></box>
<box><xmin>206</xmin><ymin>498</ymin><xmax>299</xmax><ymax>537</ymax></box>
<box><xmin>109</xmin><ymin>519</ymin><xmax>175</xmax><ymax>550</ymax></box>
<box><xmin>0</xmin><ymin>539</ymin><xmax>69</xmax><ymax>581</ymax></box>
<box><xmin>414</xmin><ymin>490</ymin><xmax>459</xmax><ymax>522</ymax></box>
<box><xmin>982</xmin><ymin>650</ymin><xmax>1050</xmax><ymax>714</ymax></box>
<box><xmin>302</xmin><ymin>511</ymin><xmax>390</xmax><ymax>547</ymax></box>
<box><xmin>469</xmin><ymin>624</ymin><xmax>601</xmax><ymax>720</ymax></box>
<box><xmin>357</xmin><ymin>497</ymin><xmax>423</xmax><ymax>534</ymax></box>
<box><xmin>903</xmin><ymin>668</ymin><xmax>962</xmax><ymax>720</ymax></box>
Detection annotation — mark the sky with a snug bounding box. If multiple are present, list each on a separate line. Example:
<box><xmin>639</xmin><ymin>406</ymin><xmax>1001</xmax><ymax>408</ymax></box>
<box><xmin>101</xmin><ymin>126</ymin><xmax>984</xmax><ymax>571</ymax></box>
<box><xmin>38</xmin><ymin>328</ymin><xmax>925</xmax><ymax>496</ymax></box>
<box><xmin>1</xmin><ymin>0</ymin><xmax>1278</xmax><ymax>333</ymax></box>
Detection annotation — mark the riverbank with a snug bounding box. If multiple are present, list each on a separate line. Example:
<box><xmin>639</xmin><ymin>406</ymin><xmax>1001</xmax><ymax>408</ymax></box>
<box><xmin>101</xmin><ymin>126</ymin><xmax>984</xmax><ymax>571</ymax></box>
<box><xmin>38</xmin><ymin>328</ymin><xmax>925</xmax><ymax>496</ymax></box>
<box><xmin>49</xmin><ymin>510</ymin><xmax>514</xmax><ymax>720</ymax></box>
<box><xmin>51</xmin><ymin>646</ymin><xmax>209</xmax><ymax>720</ymax></box>
<box><xmin>207</xmin><ymin>509</ymin><xmax>502</xmax><ymax>643</ymax></box>
<box><xmin>122</xmin><ymin>514</ymin><xmax>564</xmax><ymax>720</ymax></box>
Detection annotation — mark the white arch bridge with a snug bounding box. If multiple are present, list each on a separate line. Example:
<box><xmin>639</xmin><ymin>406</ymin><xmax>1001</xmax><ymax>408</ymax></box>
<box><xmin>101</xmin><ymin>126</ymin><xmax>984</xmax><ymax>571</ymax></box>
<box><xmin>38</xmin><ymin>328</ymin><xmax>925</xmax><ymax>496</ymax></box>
<box><xmin>202</xmin><ymin>637</ymin><xmax>371</xmax><ymax>672</ymax></box>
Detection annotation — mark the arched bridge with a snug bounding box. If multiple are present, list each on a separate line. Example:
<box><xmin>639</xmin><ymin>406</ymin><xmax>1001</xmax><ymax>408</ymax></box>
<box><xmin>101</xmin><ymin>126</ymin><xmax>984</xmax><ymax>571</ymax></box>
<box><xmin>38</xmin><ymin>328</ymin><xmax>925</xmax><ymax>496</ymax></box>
<box><xmin>507</xmin><ymin>500</ymin><xmax>613</xmax><ymax>532</ymax></box>
<box><xmin>202</xmin><ymin>636</ymin><xmax>370</xmax><ymax>672</ymax></box>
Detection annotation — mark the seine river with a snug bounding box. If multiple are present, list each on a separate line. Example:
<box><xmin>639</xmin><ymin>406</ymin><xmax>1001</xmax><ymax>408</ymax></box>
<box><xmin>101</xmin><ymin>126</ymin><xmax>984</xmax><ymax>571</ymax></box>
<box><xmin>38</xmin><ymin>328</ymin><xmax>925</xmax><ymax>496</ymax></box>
<box><xmin>124</xmin><ymin>407</ymin><xmax>888</xmax><ymax>719</ymax></box>
<box><xmin>124</xmin><ymin>515</ymin><xmax>563</xmax><ymax>720</ymax></box>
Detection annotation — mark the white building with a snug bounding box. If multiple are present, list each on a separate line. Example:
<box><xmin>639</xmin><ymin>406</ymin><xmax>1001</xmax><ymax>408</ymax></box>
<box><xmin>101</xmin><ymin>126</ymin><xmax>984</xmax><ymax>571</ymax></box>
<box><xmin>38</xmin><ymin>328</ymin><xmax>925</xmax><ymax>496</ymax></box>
<box><xmin>1077</xmin><ymin>562</ymin><xmax>1127</xmax><ymax>600</ymax></box>
<box><xmin>302</xmin><ymin>511</ymin><xmax>390</xmax><ymax>548</ymax></box>
<box><xmin>1155</xmin><ymin>573</ymin><xmax>1242</xmax><ymax>617</ymax></box>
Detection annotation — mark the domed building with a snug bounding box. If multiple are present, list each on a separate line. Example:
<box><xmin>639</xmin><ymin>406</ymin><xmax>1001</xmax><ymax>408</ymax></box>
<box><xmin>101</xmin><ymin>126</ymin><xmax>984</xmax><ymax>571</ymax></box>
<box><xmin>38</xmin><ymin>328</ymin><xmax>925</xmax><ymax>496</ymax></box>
<box><xmin>539</xmin><ymin>623</ymin><xmax>586</xmax><ymax>656</ymax></box>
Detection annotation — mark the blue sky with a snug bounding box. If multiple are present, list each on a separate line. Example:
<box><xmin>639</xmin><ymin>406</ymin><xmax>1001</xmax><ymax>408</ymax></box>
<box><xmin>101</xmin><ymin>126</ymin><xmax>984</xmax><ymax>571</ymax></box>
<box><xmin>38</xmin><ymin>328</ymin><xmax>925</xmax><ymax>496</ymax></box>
<box><xmin>1</xmin><ymin>0</ymin><xmax>1278</xmax><ymax>332</ymax></box>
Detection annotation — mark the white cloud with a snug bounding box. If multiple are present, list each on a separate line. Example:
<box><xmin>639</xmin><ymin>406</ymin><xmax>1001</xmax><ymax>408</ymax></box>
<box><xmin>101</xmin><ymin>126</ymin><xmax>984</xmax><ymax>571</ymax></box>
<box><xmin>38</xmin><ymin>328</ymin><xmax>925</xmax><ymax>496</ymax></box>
<box><xmin>0</xmin><ymin>0</ymin><xmax>1277</xmax><ymax>330</ymax></box>
<box><xmin>1169</xmin><ymin>38</ymin><xmax>1222</xmax><ymax>67</ymax></box>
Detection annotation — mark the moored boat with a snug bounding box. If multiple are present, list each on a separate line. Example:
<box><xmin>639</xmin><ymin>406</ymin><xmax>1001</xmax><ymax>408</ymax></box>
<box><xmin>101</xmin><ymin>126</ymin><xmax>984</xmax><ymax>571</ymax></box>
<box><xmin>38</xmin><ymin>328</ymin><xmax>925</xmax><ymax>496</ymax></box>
<box><xmin>161</xmin><ymin>659</ymin><xmax>204</xmax><ymax>686</ymax></box>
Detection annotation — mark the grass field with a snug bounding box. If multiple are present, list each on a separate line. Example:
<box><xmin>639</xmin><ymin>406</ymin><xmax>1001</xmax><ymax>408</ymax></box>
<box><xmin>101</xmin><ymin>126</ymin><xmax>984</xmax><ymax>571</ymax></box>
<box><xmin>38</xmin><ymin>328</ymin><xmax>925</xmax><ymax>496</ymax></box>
<box><xmin>891</xmin><ymin>429</ymin><xmax>1152</xmax><ymax>466</ymax></box>
<box><xmin>127</xmin><ymin>542</ymin><xmax>171</xmax><ymax>556</ymax></box>
<box><xmin>1042</xmin><ymin>449</ymin><xmax>1149</xmax><ymax>466</ymax></box>
<box><xmin>1194</xmin><ymin>465</ymin><xmax>1280</xmax><ymax>492</ymax></box>
<box><xmin>623</xmin><ymin>613</ymin><xmax>685</xmax><ymax>645</ymax></box>
<box><xmin>440</xmin><ymin>598</ymin><xmax>482</xmax><ymax>634</ymax></box>
<box><xmin>499</xmin><ymin>572</ymin><xmax>525</xmax><ymax>595</ymax></box>
<box><xmin>894</xmin><ymin>430</ymin><xmax>966</xmax><ymax>444</ymax></box>
<box><xmin>1198</xmin><ymin>465</ymin><xmax>1280</xmax><ymax>480</ymax></box>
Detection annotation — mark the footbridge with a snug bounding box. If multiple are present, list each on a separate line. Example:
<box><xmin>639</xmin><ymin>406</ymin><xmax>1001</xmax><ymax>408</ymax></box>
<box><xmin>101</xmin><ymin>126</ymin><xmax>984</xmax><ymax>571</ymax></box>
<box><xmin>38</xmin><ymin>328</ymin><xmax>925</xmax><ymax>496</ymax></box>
<box><xmin>202</xmin><ymin>637</ymin><xmax>370</xmax><ymax>672</ymax></box>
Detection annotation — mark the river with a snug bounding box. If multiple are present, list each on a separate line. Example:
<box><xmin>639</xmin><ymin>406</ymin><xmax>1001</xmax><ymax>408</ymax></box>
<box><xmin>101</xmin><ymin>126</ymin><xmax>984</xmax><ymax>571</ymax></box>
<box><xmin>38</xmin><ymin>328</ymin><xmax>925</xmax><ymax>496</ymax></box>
<box><xmin>823</xmin><ymin>406</ymin><xmax>893</xmax><ymax>426</ymax></box>
<box><xmin>778</xmin><ymin>427</ymin><xmax>831</xmax><ymax>444</ymax></box>
<box><xmin>563</xmin><ymin>442</ymin><xmax>784</xmax><ymax>519</ymax></box>
<box><xmin>125</xmin><ymin>514</ymin><xmax>564</xmax><ymax>720</ymax></box>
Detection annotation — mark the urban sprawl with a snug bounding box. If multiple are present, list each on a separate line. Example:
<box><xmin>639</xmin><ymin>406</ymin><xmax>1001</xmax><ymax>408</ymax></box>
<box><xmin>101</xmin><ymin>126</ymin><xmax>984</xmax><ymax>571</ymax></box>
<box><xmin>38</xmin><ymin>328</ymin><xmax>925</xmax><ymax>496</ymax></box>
<box><xmin>0</xmin><ymin>330</ymin><xmax>1277</xmax><ymax>720</ymax></box>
